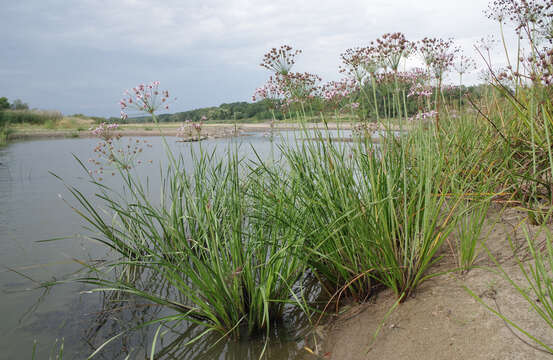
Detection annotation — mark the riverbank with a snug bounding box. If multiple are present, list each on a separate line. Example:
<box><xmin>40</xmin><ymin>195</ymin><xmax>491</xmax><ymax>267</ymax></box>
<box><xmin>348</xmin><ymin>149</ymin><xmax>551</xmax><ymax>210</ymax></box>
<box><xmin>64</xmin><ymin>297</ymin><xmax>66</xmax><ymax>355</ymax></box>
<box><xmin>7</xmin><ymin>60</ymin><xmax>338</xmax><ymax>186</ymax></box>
<box><xmin>316</xmin><ymin>206</ymin><xmax>553</xmax><ymax>360</ymax></box>
<box><xmin>6</xmin><ymin>121</ymin><xmax>396</xmax><ymax>141</ymax></box>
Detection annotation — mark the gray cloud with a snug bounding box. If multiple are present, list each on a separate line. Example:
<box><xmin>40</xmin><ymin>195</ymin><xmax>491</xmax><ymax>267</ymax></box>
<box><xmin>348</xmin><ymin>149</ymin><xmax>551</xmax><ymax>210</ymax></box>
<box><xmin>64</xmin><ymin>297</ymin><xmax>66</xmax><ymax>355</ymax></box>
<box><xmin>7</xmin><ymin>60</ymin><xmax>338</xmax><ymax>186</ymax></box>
<box><xmin>1</xmin><ymin>0</ymin><xmax>514</xmax><ymax>117</ymax></box>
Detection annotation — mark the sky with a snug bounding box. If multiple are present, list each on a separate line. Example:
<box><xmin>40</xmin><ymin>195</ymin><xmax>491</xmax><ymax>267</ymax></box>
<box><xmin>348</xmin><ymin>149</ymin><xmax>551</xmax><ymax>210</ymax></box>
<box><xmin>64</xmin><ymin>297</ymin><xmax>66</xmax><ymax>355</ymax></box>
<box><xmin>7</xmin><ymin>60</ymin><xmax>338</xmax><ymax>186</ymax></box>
<box><xmin>0</xmin><ymin>0</ymin><xmax>517</xmax><ymax>117</ymax></box>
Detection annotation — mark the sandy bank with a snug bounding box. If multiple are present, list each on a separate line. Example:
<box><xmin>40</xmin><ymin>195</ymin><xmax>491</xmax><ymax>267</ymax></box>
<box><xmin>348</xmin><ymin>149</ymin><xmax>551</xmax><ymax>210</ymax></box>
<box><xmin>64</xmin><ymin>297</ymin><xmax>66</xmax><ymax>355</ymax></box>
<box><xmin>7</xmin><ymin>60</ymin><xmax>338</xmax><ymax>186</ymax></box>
<box><xmin>315</xmin><ymin>207</ymin><xmax>552</xmax><ymax>360</ymax></box>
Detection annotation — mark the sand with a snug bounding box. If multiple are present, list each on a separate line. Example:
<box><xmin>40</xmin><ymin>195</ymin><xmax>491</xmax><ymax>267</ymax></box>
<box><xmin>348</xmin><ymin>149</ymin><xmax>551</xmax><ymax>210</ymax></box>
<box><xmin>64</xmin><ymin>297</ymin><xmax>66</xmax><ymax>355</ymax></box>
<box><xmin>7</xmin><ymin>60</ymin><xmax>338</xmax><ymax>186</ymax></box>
<box><xmin>313</xmin><ymin>207</ymin><xmax>553</xmax><ymax>360</ymax></box>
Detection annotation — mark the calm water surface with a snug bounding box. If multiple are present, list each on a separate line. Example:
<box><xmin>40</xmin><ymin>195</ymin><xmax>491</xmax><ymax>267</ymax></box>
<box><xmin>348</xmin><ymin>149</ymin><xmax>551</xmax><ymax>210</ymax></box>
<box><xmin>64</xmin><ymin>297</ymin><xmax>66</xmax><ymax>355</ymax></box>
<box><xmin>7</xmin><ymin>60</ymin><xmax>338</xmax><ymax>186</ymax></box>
<box><xmin>0</xmin><ymin>130</ymin><xmax>351</xmax><ymax>360</ymax></box>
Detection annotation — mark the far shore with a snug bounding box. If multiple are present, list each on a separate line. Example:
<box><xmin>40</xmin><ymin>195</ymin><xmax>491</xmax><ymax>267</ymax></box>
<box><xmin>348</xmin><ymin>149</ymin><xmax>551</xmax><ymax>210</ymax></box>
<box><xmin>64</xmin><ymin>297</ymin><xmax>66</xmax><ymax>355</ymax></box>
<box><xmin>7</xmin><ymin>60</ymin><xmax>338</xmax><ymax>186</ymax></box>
<box><xmin>7</xmin><ymin>121</ymin><xmax>400</xmax><ymax>141</ymax></box>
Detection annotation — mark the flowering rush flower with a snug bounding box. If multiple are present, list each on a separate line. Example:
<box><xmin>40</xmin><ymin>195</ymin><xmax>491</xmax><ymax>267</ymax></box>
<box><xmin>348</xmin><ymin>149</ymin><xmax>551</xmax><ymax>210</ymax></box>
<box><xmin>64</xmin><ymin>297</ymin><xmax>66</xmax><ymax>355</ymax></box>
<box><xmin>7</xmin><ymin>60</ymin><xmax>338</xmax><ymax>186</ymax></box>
<box><xmin>410</xmin><ymin>110</ymin><xmax>437</xmax><ymax>121</ymax></box>
<box><xmin>119</xmin><ymin>81</ymin><xmax>175</xmax><ymax>119</ymax></box>
<box><xmin>176</xmin><ymin>124</ymin><xmax>188</xmax><ymax>137</ymax></box>
<box><xmin>260</xmin><ymin>45</ymin><xmax>302</xmax><ymax>75</ymax></box>
<box><xmin>90</xmin><ymin>122</ymin><xmax>119</xmax><ymax>140</ymax></box>
<box><xmin>320</xmin><ymin>78</ymin><xmax>359</xmax><ymax>103</ymax></box>
<box><xmin>418</xmin><ymin>37</ymin><xmax>458</xmax><ymax>79</ymax></box>
<box><xmin>407</xmin><ymin>83</ymin><xmax>433</xmax><ymax>98</ymax></box>
<box><xmin>193</xmin><ymin>121</ymin><xmax>203</xmax><ymax>131</ymax></box>
<box><xmin>375</xmin><ymin>32</ymin><xmax>415</xmax><ymax>72</ymax></box>
<box><xmin>252</xmin><ymin>75</ymin><xmax>285</xmax><ymax>106</ymax></box>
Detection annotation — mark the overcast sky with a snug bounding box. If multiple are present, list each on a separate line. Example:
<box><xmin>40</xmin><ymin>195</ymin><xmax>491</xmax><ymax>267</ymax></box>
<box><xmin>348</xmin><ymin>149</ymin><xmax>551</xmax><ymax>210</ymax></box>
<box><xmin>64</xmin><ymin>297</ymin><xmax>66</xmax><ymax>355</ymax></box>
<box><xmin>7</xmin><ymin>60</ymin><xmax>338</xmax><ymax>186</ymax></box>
<box><xmin>1</xmin><ymin>0</ymin><xmax>517</xmax><ymax>117</ymax></box>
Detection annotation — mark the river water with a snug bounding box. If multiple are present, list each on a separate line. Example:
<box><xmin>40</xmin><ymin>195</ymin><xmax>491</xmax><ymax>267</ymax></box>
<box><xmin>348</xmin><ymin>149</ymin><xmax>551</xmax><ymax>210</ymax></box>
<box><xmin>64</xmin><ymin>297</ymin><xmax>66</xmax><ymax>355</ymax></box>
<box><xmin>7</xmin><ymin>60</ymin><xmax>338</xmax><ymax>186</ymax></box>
<box><xmin>0</xmin><ymin>130</ymin><xmax>351</xmax><ymax>359</ymax></box>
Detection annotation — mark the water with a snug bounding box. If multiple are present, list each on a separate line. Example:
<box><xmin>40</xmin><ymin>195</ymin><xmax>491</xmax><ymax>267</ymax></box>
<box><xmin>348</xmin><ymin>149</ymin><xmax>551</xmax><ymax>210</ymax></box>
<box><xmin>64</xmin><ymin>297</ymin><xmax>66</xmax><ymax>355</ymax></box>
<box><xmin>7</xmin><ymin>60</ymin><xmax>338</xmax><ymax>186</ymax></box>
<box><xmin>0</xmin><ymin>130</ymin><xmax>349</xmax><ymax>359</ymax></box>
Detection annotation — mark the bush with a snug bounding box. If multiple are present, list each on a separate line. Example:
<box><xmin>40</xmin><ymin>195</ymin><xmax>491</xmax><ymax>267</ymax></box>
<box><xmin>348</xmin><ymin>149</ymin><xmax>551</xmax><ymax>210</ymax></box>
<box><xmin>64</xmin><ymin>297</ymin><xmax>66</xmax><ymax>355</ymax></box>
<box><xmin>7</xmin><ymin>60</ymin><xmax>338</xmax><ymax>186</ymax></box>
<box><xmin>0</xmin><ymin>109</ymin><xmax>62</xmax><ymax>125</ymax></box>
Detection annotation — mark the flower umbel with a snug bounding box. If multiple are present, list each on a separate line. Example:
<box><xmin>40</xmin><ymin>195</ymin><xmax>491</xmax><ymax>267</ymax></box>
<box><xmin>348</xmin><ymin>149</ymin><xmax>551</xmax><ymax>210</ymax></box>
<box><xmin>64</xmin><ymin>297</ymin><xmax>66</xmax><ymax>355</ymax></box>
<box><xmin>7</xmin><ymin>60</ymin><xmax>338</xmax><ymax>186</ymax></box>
<box><xmin>119</xmin><ymin>81</ymin><xmax>175</xmax><ymax>119</ymax></box>
<box><xmin>89</xmin><ymin>122</ymin><xmax>119</xmax><ymax>141</ymax></box>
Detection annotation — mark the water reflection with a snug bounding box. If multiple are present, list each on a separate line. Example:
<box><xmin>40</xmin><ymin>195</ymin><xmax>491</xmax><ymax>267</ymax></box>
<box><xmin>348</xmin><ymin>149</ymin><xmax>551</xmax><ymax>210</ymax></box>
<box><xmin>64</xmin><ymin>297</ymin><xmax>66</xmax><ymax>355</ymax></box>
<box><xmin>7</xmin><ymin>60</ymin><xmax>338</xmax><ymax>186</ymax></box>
<box><xmin>76</xmin><ymin>272</ymin><xmax>323</xmax><ymax>359</ymax></box>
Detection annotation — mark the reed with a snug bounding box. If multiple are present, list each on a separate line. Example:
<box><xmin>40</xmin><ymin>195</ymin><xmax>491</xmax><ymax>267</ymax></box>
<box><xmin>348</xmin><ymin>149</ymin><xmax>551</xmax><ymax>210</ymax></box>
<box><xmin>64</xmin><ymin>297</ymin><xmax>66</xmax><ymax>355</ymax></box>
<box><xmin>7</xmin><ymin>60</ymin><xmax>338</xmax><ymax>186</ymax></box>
<box><xmin>255</xmin><ymin>125</ymin><xmax>457</xmax><ymax>302</ymax></box>
<box><xmin>61</xmin><ymin>147</ymin><xmax>306</xmax><ymax>348</ymax></box>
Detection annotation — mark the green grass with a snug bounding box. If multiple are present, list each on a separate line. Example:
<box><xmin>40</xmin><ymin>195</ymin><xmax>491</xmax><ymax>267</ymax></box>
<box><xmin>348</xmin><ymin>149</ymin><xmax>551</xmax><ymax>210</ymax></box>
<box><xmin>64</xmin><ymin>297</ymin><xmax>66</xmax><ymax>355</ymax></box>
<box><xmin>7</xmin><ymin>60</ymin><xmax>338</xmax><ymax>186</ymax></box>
<box><xmin>59</xmin><ymin>147</ymin><xmax>306</xmax><ymax>350</ymax></box>
<box><xmin>0</xmin><ymin>109</ymin><xmax>63</xmax><ymax>125</ymax></box>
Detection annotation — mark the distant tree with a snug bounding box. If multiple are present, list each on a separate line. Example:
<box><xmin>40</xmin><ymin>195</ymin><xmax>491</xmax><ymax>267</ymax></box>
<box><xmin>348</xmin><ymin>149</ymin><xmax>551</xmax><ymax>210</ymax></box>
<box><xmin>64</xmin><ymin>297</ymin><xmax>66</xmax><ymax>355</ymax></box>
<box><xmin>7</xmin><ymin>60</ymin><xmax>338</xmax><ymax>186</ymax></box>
<box><xmin>10</xmin><ymin>99</ymin><xmax>29</xmax><ymax>110</ymax></box>
<box><xmin>0</xmin><ymin>97</ymin><xmax>9</xmax><ymax>110</ymax></box>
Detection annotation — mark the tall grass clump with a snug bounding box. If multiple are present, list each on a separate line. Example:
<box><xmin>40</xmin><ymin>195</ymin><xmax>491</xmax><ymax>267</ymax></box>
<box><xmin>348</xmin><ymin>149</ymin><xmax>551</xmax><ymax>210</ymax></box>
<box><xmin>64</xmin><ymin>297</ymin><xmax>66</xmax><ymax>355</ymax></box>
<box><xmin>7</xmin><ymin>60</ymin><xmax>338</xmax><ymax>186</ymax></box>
<box><xmin>258</xmin><ymin>131</ymin><xmax>376</xmax><ymax>300</ymax></box>
<box><xmin>358</xmin><ymin>128</ymin><xmax>455</xmax><ymax>299</ymax></box>
<box><xmin>60</xmin><ymin>145</ymin><xmax>306</xmax><ymax>352</ymax></box>
<box><xmin>256</xmin><ymin>126</ymin><xmax>457</xmax><ymax>302</ymax></box>
<box><xmin>453</xmin><ymin>199</ymin><xmax>491</xmax><ymax>273</ymax></box>
<box><xmin>437</xmin><ymin>114</ymin><xmax>500</xmax><ymax>272</ymax></box>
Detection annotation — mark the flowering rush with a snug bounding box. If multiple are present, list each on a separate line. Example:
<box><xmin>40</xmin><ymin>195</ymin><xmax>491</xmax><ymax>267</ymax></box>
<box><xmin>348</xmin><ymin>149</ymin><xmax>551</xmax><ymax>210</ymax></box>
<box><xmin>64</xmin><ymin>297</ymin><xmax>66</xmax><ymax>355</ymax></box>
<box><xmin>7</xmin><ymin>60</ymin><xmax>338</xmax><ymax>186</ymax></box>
<box><xmin>193</xmin><ymin>121</ymin><xmax>203</xmax><ymax>131</ymax></box>
<box><xmin>119</xmin><ymin>81</ymin><xmax>175</xmax><ymax>120</ymax></box>
<box><xmin>320</xmin><ymin>78</ymin><xmax>359</xmax><ymax>103</ymax></box>
<box><xmin>252</xmin><ymin>75</ymin><xmax>285</xmax><ymax>105</ymax></box>
<box><xmin>407</xmin><ymin>83</ymin><xmax>433</xmax><ymax>98</ymax></box>
<box><xmin>410</xmin><ymin>110</ymin><xmax>437</xmax><ymax>121</ymax></box>
<box><xmin>90</xmin><ymin>122</ymin><xmax>119</xmax><ymax>140</ymax></box>
<box><xmin>260</xmin><ymin>45</ymin><xmax>302</xmax><ymax>75</ymax></box>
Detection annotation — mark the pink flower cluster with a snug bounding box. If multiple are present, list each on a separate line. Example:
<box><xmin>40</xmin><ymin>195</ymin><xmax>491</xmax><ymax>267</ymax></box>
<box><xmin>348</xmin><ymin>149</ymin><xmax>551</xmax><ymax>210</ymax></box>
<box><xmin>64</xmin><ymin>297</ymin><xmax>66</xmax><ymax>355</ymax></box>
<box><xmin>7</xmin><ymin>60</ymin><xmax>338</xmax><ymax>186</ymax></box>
<box><xmin>176</xmin><ymin>121</ymin><xmax>192</xmax><ymax>138</ymax></box>
<box><xmin>373</xmin><ymin>68</ymin><xmax>428</xmax><ymax>86</ymax></box>
<box><xmin>89</xmin><ymin>137</ymin><xmax>152</xmax><ymax>179</ymax></box>
<box><xmin>454</xmin><ymin>55</ymin><xmax>477</xmax><ymax>76</ymax></box>
<box><xmin>407</xmin><ymin>83</ymin><xmax>433</xmax><ymax>98</ymax></box>
<box><xmin>176</xmin><ymin>119</ymin><xmax>203</xmax><ymax>138</ymax></box>
<box><xmin>252</xmin><ymin>76</ymin><xmax>285</xmax><ymax>104</ymax></box>
<box><xmin>119</xmin><ymin>81</ymin><xmax>174</xmax><ymax>119</ymax></box>
<box><xmin>410</xmin><ymin>110</ymin><xmax>437</xmax><ymax>121</ymax></box>
<box><xmin>253</xmin><ymin>72</ymin><xmax>322</xmax><ymax>109</ymax></box>
<box><xmin>90</xmin><ymin>122</ymin><xmax>119</xmax><ymax>140</ymax></box>
<box><xmin>260</xmin><ymin>45</ymin><xmax>302</xmax><ymax>75</ymax></box>
<box><xmin>321</xmin><ymin>78</ymin><xmax>359</xmax><ymax>103</ymax></box>
<box><xmin>418</xmin><ymin>38</ymin><xmax>458</xmax><ymax>79</ymax></box>
<box><xmin>375</xmin><ymin>32</ymin><xmax>415</xmax><ymax>72</ymax></box>
<box><xmin>192</xmin><ymin>122</ymin><xmax>203</xmax><ymax>131</ymax></box>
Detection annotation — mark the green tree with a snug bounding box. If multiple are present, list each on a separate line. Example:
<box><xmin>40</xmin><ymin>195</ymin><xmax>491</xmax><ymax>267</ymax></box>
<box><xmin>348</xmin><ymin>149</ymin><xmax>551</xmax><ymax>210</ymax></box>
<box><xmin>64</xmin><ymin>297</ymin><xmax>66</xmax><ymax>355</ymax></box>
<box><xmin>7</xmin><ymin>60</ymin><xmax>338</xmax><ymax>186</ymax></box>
<box><xmin>0</xmin><ymin>97</ymin><xmax>9</xmax><ymax>110</ymax></box>
<box><xmin>11</xmin><ymin>99</ymin><xmax>29</xmax><ymax>110</ymax></box>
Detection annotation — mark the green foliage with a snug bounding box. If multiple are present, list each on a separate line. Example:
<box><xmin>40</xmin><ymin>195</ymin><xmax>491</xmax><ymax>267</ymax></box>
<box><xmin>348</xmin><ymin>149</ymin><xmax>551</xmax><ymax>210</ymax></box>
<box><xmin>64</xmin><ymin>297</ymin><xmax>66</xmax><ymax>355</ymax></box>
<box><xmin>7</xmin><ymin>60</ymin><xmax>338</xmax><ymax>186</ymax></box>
<box><xmin>43</xmin><ymin>119</ymin><xmax>56</xmax><ymax>129</ymax></box>
<box><xmin>0</xmin><ymin>97</ymin><xmax>9</xmax><ymax>111</ymax></box>
<box><xmin>0</xmin><ymin>126</ymin><xmax>8</xmax><ymax>146</ymax></box>
<box><xmin>129</xmin><ymin>100</ymin><xmax>283</xmax><ymax>123</ymax></box>
<box><xmin>10</xmin><ymin>99</ymin><xmax>29</xmax><ymax>110</ymax></box>
<box><xmin>72</xmin><ymin>113</ymin><xmax>107</xmax><ymax>124</ymax></box>
<box><xmin>256</xmin><ymin>128</ymin><xmax>455</xmax><ymax>300</ymax></box>
<box><xmin>0</xmin><ymin>109</ymin><xmax>62</xmax><ymax>125</ymax></box>
<box><xmin>454</xmin><ymin>200</ymin><xmax>491</xmax><ymax>272</ymax></box>
<box><xmin>61</xmin><ymin>149</ymin><xmax>306</xmax><ymax>345</ymax></box>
